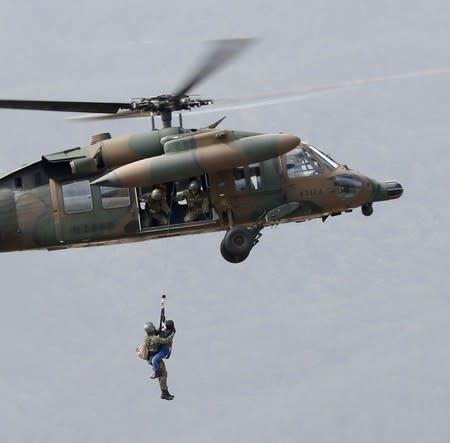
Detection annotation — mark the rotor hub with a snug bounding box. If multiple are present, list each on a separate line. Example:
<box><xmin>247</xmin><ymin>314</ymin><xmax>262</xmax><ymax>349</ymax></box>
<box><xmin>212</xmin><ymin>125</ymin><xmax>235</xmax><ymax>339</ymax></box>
<box><xmin>130</xmin><ymin>95</ymin><xmax>213</xmax><ymax>115</ymax></box>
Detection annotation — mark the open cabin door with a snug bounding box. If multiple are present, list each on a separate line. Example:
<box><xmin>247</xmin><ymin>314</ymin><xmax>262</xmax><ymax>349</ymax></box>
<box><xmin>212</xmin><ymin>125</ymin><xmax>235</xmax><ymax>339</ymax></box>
<box><xmin>136</xmin><ymin>175</ymin><xmax>219</xmax><ymax>232</ymax></box>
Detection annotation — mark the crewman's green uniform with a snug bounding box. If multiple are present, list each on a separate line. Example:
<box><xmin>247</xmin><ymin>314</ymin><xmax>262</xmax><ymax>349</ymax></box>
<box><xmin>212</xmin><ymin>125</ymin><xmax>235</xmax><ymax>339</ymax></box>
<box><xmin>175</xmin><ymin>189</ymin><xmax>209</xmax><ymax>222</ymax></box>
<box><xmin>144</xmin><ymin>332</ymin><xmax>174</xmax><ymax>393</ymax></box>
<box><xmin>141</xmin><ymin>192</ymin><xmax>170</xmax><ymax>227</ymax></box>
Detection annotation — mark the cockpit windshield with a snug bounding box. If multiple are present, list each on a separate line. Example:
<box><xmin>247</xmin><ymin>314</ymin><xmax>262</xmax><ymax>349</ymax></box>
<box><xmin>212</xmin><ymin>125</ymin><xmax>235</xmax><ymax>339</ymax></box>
<box><xmin>309</xmin><ymin>145</ymin><xmax>340</xmax><ymax>170</ymax></box>
<box><xmin>286</xmin><ymin>147</ymin><xmax>322</xmax><ymax>177</ymax></box>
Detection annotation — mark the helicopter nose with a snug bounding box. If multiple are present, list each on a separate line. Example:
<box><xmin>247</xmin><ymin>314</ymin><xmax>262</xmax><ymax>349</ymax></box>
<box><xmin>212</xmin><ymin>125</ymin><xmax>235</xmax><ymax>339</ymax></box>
<box><xmin>385</xmin><ymin>181</ymin><xmax>403</xmax><ymax>199</ymax></box>
<box><xmin>373</xmin><ymin>180</ymin><xmax>404</xmax><ymax>201</ymax></box>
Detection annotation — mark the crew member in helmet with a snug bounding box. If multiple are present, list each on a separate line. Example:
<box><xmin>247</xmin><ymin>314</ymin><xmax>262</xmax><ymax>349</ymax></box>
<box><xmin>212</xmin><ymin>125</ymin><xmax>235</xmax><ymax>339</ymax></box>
<box><xmin>175</xmin><ymin>179</ymin><xmax>209</xmax><ymax>222</ymax></box>
<box><xmin>143</xmin><ymin>321</ymin><xmax>175</xmax><ymax>400</ymax></box>
<box><xmin>140</xmin><ymin>187</ymin><xmax>171</xmax><ymax>227</ymax></box>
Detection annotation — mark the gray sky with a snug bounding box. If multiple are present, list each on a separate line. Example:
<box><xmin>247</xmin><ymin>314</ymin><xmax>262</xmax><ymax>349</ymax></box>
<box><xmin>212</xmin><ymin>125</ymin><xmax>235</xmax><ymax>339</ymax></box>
<box><xmin>1</xmin><ymin>1</ymin><xmax>449</xmax><ymax>442</ymax></box>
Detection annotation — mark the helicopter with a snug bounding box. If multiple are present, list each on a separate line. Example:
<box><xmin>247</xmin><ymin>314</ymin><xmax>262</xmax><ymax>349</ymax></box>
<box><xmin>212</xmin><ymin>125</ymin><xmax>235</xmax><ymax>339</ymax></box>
<box><xmin>0</xmin><ymin>39</ymin><xmax>403</xmax><ymax>263</ymax></box>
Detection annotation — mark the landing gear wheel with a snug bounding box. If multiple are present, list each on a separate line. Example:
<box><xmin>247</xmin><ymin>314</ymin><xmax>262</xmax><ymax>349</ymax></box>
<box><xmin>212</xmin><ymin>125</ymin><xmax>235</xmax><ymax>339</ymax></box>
<box><xmin>362</xmin><ymin>203</ymin><xmax>373</xmax><ymax>216</ymax></box>
<box><xmin>220</xmin><ymin>239</ymin><xmax>249</xmax><ymax>263</ymax></box>
<box><xmin>223</xmin><ymin>226</ymin><xmax>253</xmax><ymax>257</ymax></box>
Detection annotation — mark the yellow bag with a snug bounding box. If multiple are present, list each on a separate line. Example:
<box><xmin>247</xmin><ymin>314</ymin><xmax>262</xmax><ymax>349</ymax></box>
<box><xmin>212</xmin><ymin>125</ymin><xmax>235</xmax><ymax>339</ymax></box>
<box><xmin>136</xmin><ymin>343</ymin><xmax>148</xmax><ymax>360</ymax></box>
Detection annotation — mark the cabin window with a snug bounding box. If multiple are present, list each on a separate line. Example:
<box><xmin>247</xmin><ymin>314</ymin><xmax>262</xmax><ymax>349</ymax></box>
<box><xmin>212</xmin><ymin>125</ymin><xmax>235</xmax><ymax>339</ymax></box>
<box><xmin>14</xmin><ymin>177</ymin><xmax>22</xmax><ymax>189</ymax></box>
<box><xmin>233</xmin><ymin>167</ymin><xmax>247</xmax><ymax>192</ymax></box>
<box><xmin>248</xmin><ymin>163</ymin><xmax>262</xmax><ymax>190</ymax></box>
<box><xmin>233</xmin><ymin>163</ymin><xmax>263</xmax><ymax>192</ymax></box>
<box><xmin>100</xmin><ymin>186</ymin><xmax>131</xmax><ymax>209</ymax></box>
<box><xmin>286</xmin><ymin>147</ymin><xmax>322</xmax><ymax>177</ymax></box>
<box><xmin>62</xmin><ymin>180</ymin><xmax>93</xmax><ymax>213</ymax></box>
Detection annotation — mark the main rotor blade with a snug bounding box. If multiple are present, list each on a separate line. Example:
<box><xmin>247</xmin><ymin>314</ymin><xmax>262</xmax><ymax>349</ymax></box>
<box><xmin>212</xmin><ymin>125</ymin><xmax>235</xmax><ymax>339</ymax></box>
<box><xmin>190</xmin><ymin>66</ymin><xmax>450</xmax><ymax>115</ymax></box>
<box><xmin>172</xmin><ymin>38</ymin><xmax>255</xmax><ymax>99</ymax></box>
<box><xmin>0</xmin><ymin>99</ymin><xmax>131</xmax><ymax>114</ymax></box>
<box><xmin>67</xmin><ymin>110</ymin><xmax>154</xmax><ymax>121</ymax></box>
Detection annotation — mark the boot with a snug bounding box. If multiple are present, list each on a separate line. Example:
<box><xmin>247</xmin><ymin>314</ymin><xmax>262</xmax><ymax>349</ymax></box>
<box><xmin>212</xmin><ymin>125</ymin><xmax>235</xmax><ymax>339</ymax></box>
<box><xmin>160</xmin><ymin>389</ymin><xmax>174</xmax><ymax>400</ymax></box>
<box><xmin>150</xmin><ymin>370</ymin><xmax>161</xmax><ymax>379</ymax></box>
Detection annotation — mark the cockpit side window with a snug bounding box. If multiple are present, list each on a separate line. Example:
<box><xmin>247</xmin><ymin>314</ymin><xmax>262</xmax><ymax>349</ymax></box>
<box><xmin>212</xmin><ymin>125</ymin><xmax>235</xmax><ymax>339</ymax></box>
<box><xmin>286</xmin><ymin>147</ymin><xmax>322</xmax><ymax>177</ymax></box>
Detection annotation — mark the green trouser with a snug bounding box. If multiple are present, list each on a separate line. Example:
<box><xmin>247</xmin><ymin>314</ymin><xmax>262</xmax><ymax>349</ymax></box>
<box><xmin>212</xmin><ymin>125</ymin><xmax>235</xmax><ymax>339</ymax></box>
<box><xmin>142</xmin><ymin>212</ymin><xmax>169</xmax><ymax>227</ymax></box>
<box><xmin>151</xmin><ymin>213</ymin><xmax>169</xmax><ymax>226</ymax></box>
<box><xmin>158</xmin><ymin>360</ymin><xmax>168</xmax><ymax>391</ymax></box>
<box><xmin>184</xmin><ymin>208</ymin><xmax>205</xmax><ymax>222</ymax></box>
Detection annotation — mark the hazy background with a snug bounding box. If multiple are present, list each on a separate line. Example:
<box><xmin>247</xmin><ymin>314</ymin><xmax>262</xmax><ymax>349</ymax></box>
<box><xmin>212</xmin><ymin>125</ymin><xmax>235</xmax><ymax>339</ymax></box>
<box><xmin>1</xmin><ymin>1</ymin><xmax>449</xmax><ymax>442</ymax></box>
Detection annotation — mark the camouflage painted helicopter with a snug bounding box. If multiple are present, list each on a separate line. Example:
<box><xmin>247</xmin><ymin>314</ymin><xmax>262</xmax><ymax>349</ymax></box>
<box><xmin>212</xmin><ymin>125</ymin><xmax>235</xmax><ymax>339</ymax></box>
<box><xmin>0</xmin><ymin>40</ymin><xmax>403</xmax><ymax>263</ymax></box>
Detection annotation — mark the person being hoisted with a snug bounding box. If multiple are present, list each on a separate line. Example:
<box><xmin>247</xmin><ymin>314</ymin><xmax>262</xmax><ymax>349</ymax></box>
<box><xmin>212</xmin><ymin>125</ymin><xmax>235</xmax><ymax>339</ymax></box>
<box><xmin>150</xmin><ymin>319</ymin><xmax>176</xmax><ymax>380</ymax></box>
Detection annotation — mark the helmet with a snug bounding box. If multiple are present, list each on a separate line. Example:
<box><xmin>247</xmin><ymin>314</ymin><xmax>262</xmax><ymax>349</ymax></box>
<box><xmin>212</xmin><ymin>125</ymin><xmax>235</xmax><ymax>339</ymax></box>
<box><xmin>144</xmin><ymin>322</ymin><xmax>156</xmax><ymax>334</ymax></box>
<box><xmin>188</xmin><ymin>180</ymin><xmax>200</xmax><ymax>192</ymax></box>
<box><xmin>165</xmin><ymin>320</ymin><xmax>175</xmax><ymax>331</ymax></box>
<box><xmin>151</xmin><ymin>188</ymin><xmax>162</xmax><ymax>200</ymax></box>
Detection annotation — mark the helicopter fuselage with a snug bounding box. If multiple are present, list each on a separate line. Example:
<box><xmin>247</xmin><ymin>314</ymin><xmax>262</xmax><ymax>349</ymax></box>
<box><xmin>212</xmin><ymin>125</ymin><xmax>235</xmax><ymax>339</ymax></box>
<box><xmin>0</xmin><ymin>127</ymin><xmax>402</xmax><ymax>260</ymax></box>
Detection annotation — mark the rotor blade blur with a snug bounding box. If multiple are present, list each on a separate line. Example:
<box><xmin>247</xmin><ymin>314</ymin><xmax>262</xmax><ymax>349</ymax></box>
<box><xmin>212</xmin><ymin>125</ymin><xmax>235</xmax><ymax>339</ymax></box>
<box><xmin>190</xmin><ymin>66</ymin><xmax>450</xmax><ymax>115</ymax></box>
<box><xmin>66</xmin><ymin>110</ymin><xmax>154</xmax><ymax>121</ymax></box>
<box><xmin>0</xmin><ymin>99</ymin><xmax>131</xmax><ymax>113</ymax></box>
<box><xmin>172</xmin><ymin>38</ymin><xmax>255</xmax><ymax>99</ymax></box>
<box><xmin>192</xmin><ymin>87</ymin><xmax>343</xmax><ymax>114</ymax></box>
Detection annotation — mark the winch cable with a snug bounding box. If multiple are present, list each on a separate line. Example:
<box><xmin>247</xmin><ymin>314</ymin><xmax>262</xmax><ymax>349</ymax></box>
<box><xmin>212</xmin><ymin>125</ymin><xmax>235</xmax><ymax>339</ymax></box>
<box><xmin>162</xmin><ymin>185</ymin><xmax>176</xmax><ymax>293</ymax></box>
<box><xmin>159</xmin><ymin>294</ymin><xmax>166</xmax><ymax>331</ymax></box>
<box><xmin>159</xmin><ymin>293</ymin><xmax>173</xmax><ymax>359</ymax></box>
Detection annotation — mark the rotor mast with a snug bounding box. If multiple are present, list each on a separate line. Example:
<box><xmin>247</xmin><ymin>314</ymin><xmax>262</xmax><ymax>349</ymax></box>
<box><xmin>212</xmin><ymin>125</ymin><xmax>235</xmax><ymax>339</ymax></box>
<box><xmin>161</xmin><ymin>110</ymin><xmax>172</xmax><ymax>128</ymax></box>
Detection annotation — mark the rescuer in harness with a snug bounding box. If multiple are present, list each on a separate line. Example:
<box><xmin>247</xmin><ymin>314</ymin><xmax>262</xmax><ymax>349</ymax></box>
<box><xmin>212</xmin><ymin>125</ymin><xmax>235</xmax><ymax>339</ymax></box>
<box><xmin>150</xmin><ymin>319</ymin><xmax>176</xmax><ymax>379</ymax></box>
<box><xmin>143</xmin><ymin>321</ymin><xmax>175</xmax><ymax>400</ymax></box>
<box><xmin>139</xmin><ymin>295</ymin><xmax>175</xmax><ymax>401</ymax></box>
